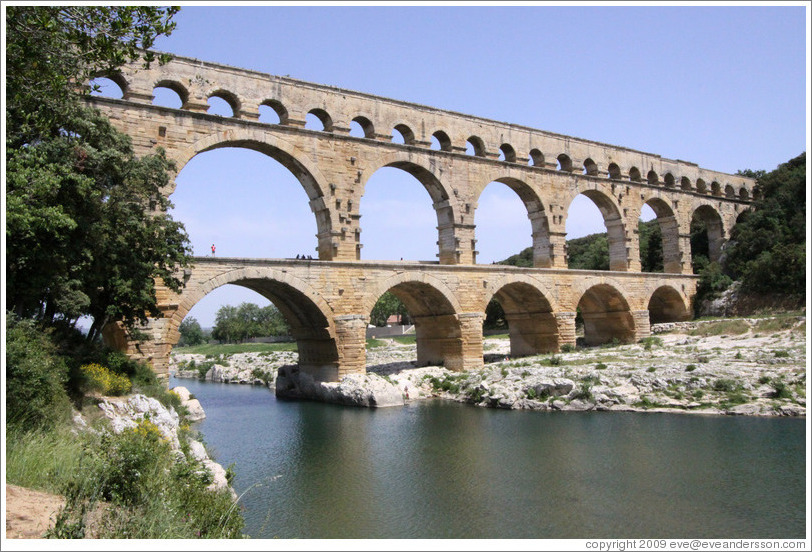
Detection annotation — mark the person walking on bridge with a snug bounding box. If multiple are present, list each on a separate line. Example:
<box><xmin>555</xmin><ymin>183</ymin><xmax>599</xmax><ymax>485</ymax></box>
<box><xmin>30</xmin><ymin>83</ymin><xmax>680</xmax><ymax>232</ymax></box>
<box><xmin>211</xmin><ymin>244</ymin><xmax>216</xmax><ymax>256</ymax></box>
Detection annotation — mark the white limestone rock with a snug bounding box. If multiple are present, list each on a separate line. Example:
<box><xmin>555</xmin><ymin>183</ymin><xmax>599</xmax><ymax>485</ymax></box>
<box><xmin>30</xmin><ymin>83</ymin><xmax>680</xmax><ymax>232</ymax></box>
<box><xmin>276</xmin><ymin>365</ymin><xmax>404</xmax><ymax>407</ymax></box>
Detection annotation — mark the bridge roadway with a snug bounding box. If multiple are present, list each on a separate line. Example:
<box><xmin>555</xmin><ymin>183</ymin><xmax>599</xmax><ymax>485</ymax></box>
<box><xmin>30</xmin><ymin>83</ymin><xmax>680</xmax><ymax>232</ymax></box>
<box><xmin>109</xmin><ymin>256</ymin><xmax>698</xmax><ymax>381</ymax></box>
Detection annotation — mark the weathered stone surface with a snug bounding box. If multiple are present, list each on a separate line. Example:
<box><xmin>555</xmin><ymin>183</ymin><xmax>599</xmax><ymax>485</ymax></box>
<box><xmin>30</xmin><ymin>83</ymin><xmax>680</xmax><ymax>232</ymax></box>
<box><xmin>276</xmin><ymin>365</ymin><xmax>404</xmax><ymax>408</ymax></box>
<box><xmin>98</xmin><ymin>394</ymin><xmax>181</xmax><ymax>450</ymax></box>
<box><xmin>91</xmin><ymin>52</ymin><xmax>756</xmax><ymax>384</ymax></box>
<box><xmin>171</xmin><ymin>385</ymin><xmax>206</xmax><ymax>421</ymax></box>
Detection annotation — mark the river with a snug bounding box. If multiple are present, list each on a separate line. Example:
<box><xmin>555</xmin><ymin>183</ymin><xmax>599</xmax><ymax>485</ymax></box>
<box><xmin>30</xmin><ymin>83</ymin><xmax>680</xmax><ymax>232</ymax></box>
<box><xmin>174</xmin><ymin>376</ymin><xmax>806</xmax><ymax>539</ymax></box>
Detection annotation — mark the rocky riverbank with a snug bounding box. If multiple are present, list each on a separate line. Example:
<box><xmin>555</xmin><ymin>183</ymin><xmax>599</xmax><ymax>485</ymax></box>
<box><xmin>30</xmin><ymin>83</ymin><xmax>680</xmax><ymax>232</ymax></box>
<box><xmin>171</xmin><ymin>315</ymin><xmax>807</xmax><ymax>417</ymax></box>
<box><xmin>84</xmin><ymin>389</ymin><xmax>234</xmax><ymax>495</ymax></box>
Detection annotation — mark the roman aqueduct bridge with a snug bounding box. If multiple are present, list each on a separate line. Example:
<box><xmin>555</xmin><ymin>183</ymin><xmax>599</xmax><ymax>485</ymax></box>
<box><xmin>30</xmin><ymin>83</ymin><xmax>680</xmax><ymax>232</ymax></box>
<box><xmin>90</xmin><ymin>52</ymin><xmax>756</xmax><ymax>381</ymax></box>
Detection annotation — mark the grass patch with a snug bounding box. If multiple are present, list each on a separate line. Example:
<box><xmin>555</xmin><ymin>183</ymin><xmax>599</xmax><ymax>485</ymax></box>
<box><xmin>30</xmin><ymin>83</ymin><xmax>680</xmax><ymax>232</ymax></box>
<box><xmin>685</xmin><ymin>364</ymin><xmax>697</xmax><ymax>372</ymax></box>
<box><xmin>173</xmin><ymin>342</ymin><xmax>297</xmax><ymax>356</ymax></box>
<box><xmin>752</xmin><ymin>316</ymin><xmax>801</xmax><ymax>333</ymax></box>
<box><xmin>6</xmin><ymin>422</ymin><xmax>244</xmax><ymax>539</ymax></box>
<box><xmin>689</xmin><ymin>320</ymin><xmax>749</xmax><ymax>337</ymax></box>
<box><xmin>389</xmin><ymin>335</ymin><xmax>417</xmax><ymax>345</ymax></box>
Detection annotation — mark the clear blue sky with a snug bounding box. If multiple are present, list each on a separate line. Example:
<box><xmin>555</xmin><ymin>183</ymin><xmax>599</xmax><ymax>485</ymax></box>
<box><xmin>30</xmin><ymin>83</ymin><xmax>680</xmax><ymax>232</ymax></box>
<box><xmin>108</xmin><ymin>3</ymin><xmax>808</xmax><ymax>328</ymax></box>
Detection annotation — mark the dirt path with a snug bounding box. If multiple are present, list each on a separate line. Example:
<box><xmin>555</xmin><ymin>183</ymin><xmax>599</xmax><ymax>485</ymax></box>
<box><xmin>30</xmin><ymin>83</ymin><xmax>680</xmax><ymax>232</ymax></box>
<box><xmin>4</xmin><ymin>484</ymin><xmax>65</xmax><ymax>539</ymax></box>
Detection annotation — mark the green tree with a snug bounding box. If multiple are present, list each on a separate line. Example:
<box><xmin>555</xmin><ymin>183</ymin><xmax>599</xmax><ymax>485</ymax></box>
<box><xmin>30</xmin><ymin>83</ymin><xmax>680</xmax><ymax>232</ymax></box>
<box><xmin>638</xmin><ymin>219</ymin><xmax>663</xmax><ymax>272</ymax></box>
<box><xmin>6</xmin><ymin>6</ymin><xmax>179</xmax><ymax>148</ymax></box>
<box><xmin>178</xmin><ymin>317</ymin><xmax>205</xmax><ymax>347</ymax></box>
<box><xmin>567</xmin><ymin>233</ymin><xmax>610</xmax><ymax>271</ymax></box>
<box><xmin>5</xmin><ymin>316</ymin><xmax>73</xmax><ymax>431</ymax></box>
<box><xmin>6</xmin><ymin>6</ymin><xmax>191</xmax><ymax>340</ymax></box>
<box><xmin>370</xmin><ymin>292</ymin><xmax>410</xmax><ymax>326</ymax></box>
<box><xmin>724</xmin><ymin>153</ymin><xmax>806</xmax><ymax>297</ymax></box>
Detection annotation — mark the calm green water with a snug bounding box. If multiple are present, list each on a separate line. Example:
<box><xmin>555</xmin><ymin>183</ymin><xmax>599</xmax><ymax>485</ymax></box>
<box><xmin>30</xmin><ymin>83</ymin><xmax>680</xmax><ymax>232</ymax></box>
<box><xmin>175</xmin><ymin>376</ymin><xmax>806</xmax><ymax>539</ymax></box>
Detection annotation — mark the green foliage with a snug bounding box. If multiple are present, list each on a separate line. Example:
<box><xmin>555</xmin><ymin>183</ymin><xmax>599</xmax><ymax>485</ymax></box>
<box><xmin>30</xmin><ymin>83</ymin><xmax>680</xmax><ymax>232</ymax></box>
<box><xmin>210</xmin><ymin>302</ymin><xmax>290</xmax><ymax>344</ymax></box>
<box><xmin>595</xmin><ymin>362</ymin><xmax>608</xmax><ymax>370</ymax></box>
<box><xmin>370</xmin><ymin>291</ymin><xmax>411</xmax><ymax>327</ymax></box>
<box><xmin>693</xmin><ymin>262</ymin><xmax>734</xmax><ymax>309</ymax></box>
<box><xmin>560</xmin><ymin>343</ymin><xmax>575</xmax><ymax>353</ymax></box>
<box><xmin>646</xmin><ymin>366</ymin><xmax>657</xmax><ymax>373</ymax></box>
<box><xmin>5</xmin><ymin>315</ymin><xmax>73</xmax><ymax>431</ymax></box>
<box><xmin>713</xmin><ymin>378</ymin><xmax>740</xmax><ymax>393</ymax></box>
<box><xmin>178</xmin><ymin>317</ymin><xmax>206</xmax><ymax>347</ymax></box>
<box><xmin>566</xmin><ymin>232</ymin><xmax>610</xmax><ymax>270</ymax></box>
<box><xmin>79</xmin><ymin>363</ymin><xmax>132</xmax><ymax>396</ymax></box>
<box><xmin>725</xmin><ymin>153</ymin><xmax>806</xmax><ymax>297</ymax></box>
<box><xmin>483</xmin><ymin>298</ymin><xmax>507</xmax><ymax>330</ymax></box>
<box><xmin>6</xmin><ymin>7</ymin><xmax>190</xmax><ymax>339</ymax></box>
<box><xmin>637</xmin><ymin>219</ymin><xmax>663</xmax><ymax>272</ymax></box>
<box><xmin>685</xmin><ymin>364</ymin><xmax>697</xmax><ymax>372</ymax></box>
<box><xmin>498</xmin><ymin>247</ymin><xmax>534</xmax><ymax>267</ymax></box>
<box><xmin>6</xmin><ymin>6</ymin><xmax>179</xmax><ymax>147</ymax></box>
<box><xmin>640</xmin><ymin>336</ymin><xmax>663</xmax><ymax>350</ymax></box>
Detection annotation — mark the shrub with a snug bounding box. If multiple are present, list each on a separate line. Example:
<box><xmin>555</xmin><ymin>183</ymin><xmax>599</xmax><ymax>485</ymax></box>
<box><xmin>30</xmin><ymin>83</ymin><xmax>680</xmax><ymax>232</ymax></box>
<box><xmin>596</xmin><ymin>363</ymin><xmax>608</xmax><ymax>370</ymax></box>
<box><xmin>547</xmin><ymin>355</ymin><xmax>562</xmax><ymax>366</ymax></box>
<box><xmin>713</xmin><ymin>378</ymin><xmax>739</xmax><ymax>392</ymax></box>
<box><xmin>93</xmin><ymin>420</ymin><xmax>172</xmax><ymax>505</ymax></box>
<box><xmin>5</xmin><ymin>316</ymin><xmax>73</xmax><ymax>431</ymax></box>
<box><xmin>647</xmin><ymin>367</ymin><xmax>657</xmax><ymax>373</ymax></box>
<box><xmin>774</xmin><ymin>350</ymin><xmax>790</xmax><ymax>358</ymax></box>
<box><xmin>641</xmin><ymin>336</ymin><xmax>663</xmax><ymax>350</ymax></box>
<box><xmin>79</xmin><ymin>363</ymin><xmax>132</xmax><ymax>396</ymax></box>
<box><xmin>771</xmin><ymin>380</ymin><xmax>793</xmax><ymax>399</ymax></box>
<box><xmin>560</xmin><ymin>344</ymin><xmax>575</xmax><ymax>353</ymax></box>
<box><xmin>685</xmin><ymin>364</ymin><xmax>697</xmax><ymax>372</ymax></box>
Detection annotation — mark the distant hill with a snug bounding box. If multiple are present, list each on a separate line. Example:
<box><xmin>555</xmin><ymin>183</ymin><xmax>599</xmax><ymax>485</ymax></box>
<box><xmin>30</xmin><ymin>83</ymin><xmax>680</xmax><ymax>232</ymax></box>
<box><xmin>498</xmin><ymin>220</ymin><xmax>662</xmax><ymax>272</ymax></box>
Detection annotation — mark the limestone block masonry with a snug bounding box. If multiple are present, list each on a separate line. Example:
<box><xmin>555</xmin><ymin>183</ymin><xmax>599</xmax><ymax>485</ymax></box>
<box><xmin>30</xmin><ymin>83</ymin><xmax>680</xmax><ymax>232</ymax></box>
<box><xmin>89</xmin><ymin>52</ymin><xmax>755</xmax><ymax>382</ymax></box>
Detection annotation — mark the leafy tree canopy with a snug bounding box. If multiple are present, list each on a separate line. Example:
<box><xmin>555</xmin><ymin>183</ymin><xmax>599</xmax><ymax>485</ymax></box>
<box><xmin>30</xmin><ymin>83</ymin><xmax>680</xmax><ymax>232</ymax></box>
<box><xmin>6</xmin><ymin>6</ymin><xmax>190</xmax><ymax>341</ymax></box>
<box><xmin>178</xmin><ymin>317</ymin><xmax>206</xmax><ymax>347</ymax></box>
<box><xmin>211</xmin><ymin>303</ymin><xmax>290</xmax><ymax>344</ymax></box>
<box><xmin>6</xmin><ymin>5</ymin><xmax>179</xmax><ymax>147</ymax></box>
<box><xmin>369</xmin><ymin>292</ymin><xmax>411</xmax><ymax>327</ymax></box>
<box><xmin>724</xmin><ymin>152</ymin><xmax>806</xmax><ymax>297</ymax></box>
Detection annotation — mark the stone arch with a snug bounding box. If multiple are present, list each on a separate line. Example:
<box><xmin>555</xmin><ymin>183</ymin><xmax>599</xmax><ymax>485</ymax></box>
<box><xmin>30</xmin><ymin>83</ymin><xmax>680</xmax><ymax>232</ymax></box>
<box><xmin>680</xmin><ymin>176</ymin><xmax>693</xmax><ymax>191</ymax></box>
<box><xmin>557</xmin><ymin>153</ymin><xmax>573</xmax><ymax>172</ymax></box>
<box><xmin>629</xmin><ymin>167</ymin><xmax>642</xmax><ymax>182</ymax></box>
<box><xmin>360</xmin><ymin>153</ymin><xmax>457</xmax><ymax>264</ymax></box>
<box><xmin>431</xmin><ymin>130</ymin><xmax>452</xmax><ymax>151</ymax></box>
<box><xmin>89</xmin><ymin>71</ymin><xmax>128</xmax><ymax>98</ymax></box>
<box><xmin>663</xmin><ymin>173</ymin><xmax>675</xmax><ymax>188</ymax></box>
<box><xmin>696</xmin><ymin>178</ymin><xmax>708</xmax><ymax>194</ymax></box>
<box><xmin>607</xmin><ymin>163</ymin><xmax>621</xmax><ymax>180</ymax></box>
<box><xmin>647</xmin><ymin>170</ymin><xmax>659</xmax><ymax>185</ymax></box>
<box><xmin>639</xmin><ymin>197</ymin><xmax>682</xmax><ymax>274</ymax></box>
<box><xmin>392</xmin><ymin>123</ymin><xmax>416</xmax><ymax>145</ymax></box>
<box><xmin>566</xmin><ymin>189</ymin><xmax>629</xmax><ymax>271</ymax></box>
<box><xmin>499</xmin><ymin>143</ymin><xmax>517</xmax><ymax>163</ymax></box>
<box><xmin>207</xmin><ymin>88</ymin><xmax>241</xmax><ymax>117</ymax></box>
<box><xmin>725</xmin><ymin>184</ymin><xmax>736</xmax><ymax>198</ymax></box>
<box><xmin>576</xmin><ymin>283</ymin><xmax>636</xmax><ymax>346</ymax></box>
<box><xmin>260</xmin><ymin>99</ymin><xmax>289</xmax><ymax>124</ymax></box>
<box><xmin>648</xmin><ymin>285</ymin><xmax>691</xmax><ymax>324</ymax></box>
<box><xmin>172</xmin><ymin>131</ymin><xmax>335</xmax><ymax>259</ymax></box>
<box><xmin>485</xmin><ymin>281</ymin><xmax>560</xmax><ymax>355</ymax></box>
<box><xmin>467</xmin><ymin>135</ymin><xmax>487</xmax><ymax>157</ymax></box>
<box><xmin>739</xmin><ymin>187</ymin><xmax>750</xmax><ymax>201</ymax></box>
<box><xmin>170</xmin><ymin>266</ymin><xmax>339</xmax><ymax>380</ymax></box>
<box><xmin>474</xmin><ymin>176</ymin><xmax>552</xmax><ymax>267</ymax></box>
<box><xmin>351</xmin><ymin>115</ymin><xmax>375</xmax><ymax>139</ymax></box>
<box><xmin>528</xmin><ymin>148</ymin><xmax>545</xmax><ymax>167</ymax></box>
<box><xmin>154</xmin><ymin>79</ymin><xmax>189</xmax><ymax>108</ymax></box>
<box><xmin>364</xmin><ymin>273</ymin><xmax>464</xmax><ymax>369</ymax></box>
<box><xmin>691</xmin><ymin>204</ymin><xmax>725</xmax><ymax>266</ymax></box>
<box><xmin>711</xmin><ymin>181</ymin><xmax>722</xmax><ymax>196</ymax></box>
<box><xmin>306</xmin><ymin>107</ymin><xmax>333</xmax><ymax>131</ymax></box>
<box><xmin>583</xmin><ymin>158</ymin><xmax>599</xmax><ymax>176</ymax></box>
